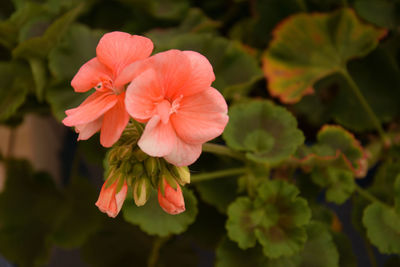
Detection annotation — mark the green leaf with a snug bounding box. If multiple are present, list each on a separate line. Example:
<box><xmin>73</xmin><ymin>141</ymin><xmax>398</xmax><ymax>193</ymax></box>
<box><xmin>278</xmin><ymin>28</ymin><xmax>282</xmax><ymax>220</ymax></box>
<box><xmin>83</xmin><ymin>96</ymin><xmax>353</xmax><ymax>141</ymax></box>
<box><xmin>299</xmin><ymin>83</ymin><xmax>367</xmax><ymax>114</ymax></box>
<box><xmin>0</xmin><ymin>159</ymin><xmax>63</xmax><ymax>266</ymax></box>
<box><xmin>12</xmin><ymin>4</ymin><xmax>84</xmax><ymax>60</ymax></box>
<box><xmin>0</xmin><ymin>2</ymin><xmax>46</xmax><ymax>48</ymax></box>
<box><xmin>223</xmin><ymin>100</ymin><xmax>304</xmax><ymax>165</ymax></box>
<box><xmin>226</xmin><ymin>197</ymin><xmax>258</xmax><ymax>249</ymax></box>
<box><xmin>332</xmin><ymin>232</ymin><xmax>357</xmax><ymax>267</ymax></box>
<box><xmin>312</xmin><ymin>167</ymin><xmax>355</xmax><ymax>204</ymax></box>
<box><xmin>215</xmin><ymin>237</ymin><xmax>268</xmax><ymax>267</ymax></box>
<box><xmin>48</xmin><ymin>23</ymin><xmax>103</xmax><ymax>82</ymax></box>
<box><xmin>331</xmin><ymin>48</ymin><xmax>400</xmax><ymax>131</ymax></box>
<box><xmin>46</xmin><ymin>84</ymin><xmax>91</xmax><ymax>121</ymax></box>
<box><xmin>147</xmin><ymin>31</ymin><xmax>263</xmax><ymax>99</ymax></box>
<box><xmin>218</xmin><ymin>222</ymin><xmax>339</xmax><ymax>267</ymax></box>
<box><xmin>354</xmin><ymin>0</ymin><xmax>398</xmax><ymax>29</ymax></box>
<box><xmin>395</xmin><ymin>174</ymin><xmax>400</xmax><ymax>213</ymax></box>
<box><xmin>81</xmin><ymin>220</ymin><xmax>152</xmax><ymax>267</ymax></box>
<box><xmin>50</xmin><ymin>177</ymin><xmax>104</xmax><ymax>248</ymax></box>
<box><xmin>363</xmin><ymin>203</ymin><xmax>400</xmax><ymax>254</ymax></box>
<box><xmin>226</xmin><ymin>180</ymin><xmax>311</xmax><ymax>258</ymax></box>
<box><xmin>293</xmin><ymin>125</ymin><xmax>366</xmax><ymax>176</ymax></box>
<box><xmin>122</xmin><ymin>188</ymin><xmax>198</xmax><ymax>237</ymax></box>
<box><xmin>263</xmin><ymin>8</ymin><xmax>386</xmax><ymax>103</ymax></box>
<box><xmin>195</xmin><ymin>176</ymin><xmax>239</xmax><ymax>214</ymax></box>
<box><xmin>0</xmin><ymin>61</ymin><xmax>32</xmax><ymax>122</ymax></box>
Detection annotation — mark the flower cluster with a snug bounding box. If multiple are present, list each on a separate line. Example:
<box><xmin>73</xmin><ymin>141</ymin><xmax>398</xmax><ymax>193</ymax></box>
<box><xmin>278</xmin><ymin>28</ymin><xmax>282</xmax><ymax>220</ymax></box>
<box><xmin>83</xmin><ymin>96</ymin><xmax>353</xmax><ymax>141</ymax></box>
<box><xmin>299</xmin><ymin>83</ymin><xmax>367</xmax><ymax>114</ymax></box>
<box><xmin>63</xmin><ymin>32</ymin><xmax>228</xmax><ymax>216</ymax></box>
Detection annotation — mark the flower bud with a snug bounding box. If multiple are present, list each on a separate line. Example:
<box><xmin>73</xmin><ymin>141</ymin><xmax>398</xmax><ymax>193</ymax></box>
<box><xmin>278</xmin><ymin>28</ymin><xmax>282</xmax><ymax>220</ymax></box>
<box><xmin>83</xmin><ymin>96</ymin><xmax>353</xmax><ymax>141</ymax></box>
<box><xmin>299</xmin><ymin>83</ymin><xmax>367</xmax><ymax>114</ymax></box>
<box><xmin>133</xmin><ymin>176</ymin><xmax>151</xmax><ymax>206</ymax></box>
<box><xmin>174</xmin><ymin>166</ymin><xmax>190</xmax><ymax>185</ymax></box>
<box><xmin>158</xmin><ymin>179</ymin><xmax>185</xmax><ymax>215</ymax></box>
<box><xmin>95</xmin><ymin>177</ymin><xmax>128</xmax><ymax>218</ymax></box>
<box><xmin>132</xmin><ymin>147</ymin><xmax>148</xmax><ymax>162</ymax></box>
<box><xmin>144</xmin><ymin>157</ymin><xmax>159</xmax><ymax>177</ymax></box>
<box><xmin>131</xmin><ymin>162</ymin><xmax>144</xmax><ymax>178</ymax></box>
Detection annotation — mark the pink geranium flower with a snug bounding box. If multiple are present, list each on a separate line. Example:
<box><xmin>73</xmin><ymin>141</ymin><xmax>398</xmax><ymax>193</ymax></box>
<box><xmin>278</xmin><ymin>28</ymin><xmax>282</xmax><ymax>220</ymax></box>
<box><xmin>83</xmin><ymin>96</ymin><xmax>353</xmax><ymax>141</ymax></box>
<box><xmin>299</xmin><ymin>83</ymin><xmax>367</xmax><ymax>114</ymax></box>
<box><xmin>95</xmin><ymin>179</ymin><xmax>128</xmax><ymax>218</ymax></box>
<box><xmin>62</xmin><ymin>31</ymin><xmax>153</xmax><ymax>147</ymax></box>
<box><xmin>125</xmin><ymin>50</ymin><xmax>229</xmax><ymax>166</ymax></box>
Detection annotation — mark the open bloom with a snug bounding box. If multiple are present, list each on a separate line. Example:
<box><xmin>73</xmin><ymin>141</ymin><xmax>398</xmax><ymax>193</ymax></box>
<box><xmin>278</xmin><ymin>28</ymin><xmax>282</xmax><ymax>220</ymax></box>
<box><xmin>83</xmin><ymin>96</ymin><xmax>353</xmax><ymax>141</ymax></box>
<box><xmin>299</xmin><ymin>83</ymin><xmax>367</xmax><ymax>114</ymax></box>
<box><xmin>158</xmin><ymin>179</ymin><xmax>185</xmax><ymax>215</ymax></box>
<box><xmin>95</xmin><ymin>179</ymin><xmax>128</xmax><ymax>218</ymax></box>
<box><xmin>62</xmin><ymin>31</ymin><xmax>153</xmax><ymax>147</ymax></box>
<box><xmin>125</xmin><ymin>50</ymin><xmax>229</xmax><ymax>166</ymax></box>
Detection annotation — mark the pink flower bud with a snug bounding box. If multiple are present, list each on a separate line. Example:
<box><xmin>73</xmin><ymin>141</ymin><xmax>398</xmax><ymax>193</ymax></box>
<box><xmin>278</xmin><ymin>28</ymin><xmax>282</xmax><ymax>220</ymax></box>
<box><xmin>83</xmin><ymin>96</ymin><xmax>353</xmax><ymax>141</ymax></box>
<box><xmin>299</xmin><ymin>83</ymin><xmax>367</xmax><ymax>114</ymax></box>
<box><xmin>158</xmin><ymin>179</ymin><xmax>185</xmax><ymax>215</ymax></box>
<box><xmin>95</xmin><ymin>179</ymin><xmax>128</xmax><ymax>218</ymax></box>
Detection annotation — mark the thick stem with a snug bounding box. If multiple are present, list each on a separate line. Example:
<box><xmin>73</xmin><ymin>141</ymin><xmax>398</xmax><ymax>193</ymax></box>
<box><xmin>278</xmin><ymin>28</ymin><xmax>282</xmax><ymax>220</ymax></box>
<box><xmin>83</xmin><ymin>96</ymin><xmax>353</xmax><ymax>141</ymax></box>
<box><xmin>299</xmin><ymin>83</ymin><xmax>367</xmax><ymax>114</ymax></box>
<box><xmin>340</xmin><ymin>68</ymin><xmax>387</xmax><ymax>143</ymax></box>
<box><xmin>147</xmin><ymin>235</ymin><xmax>171</xmax><ymax>267</ymax></box>
<box><xmin>191</xmin><ymin>168</ymin><xmax>247</xmax><ymax>183</ymax></box>
<box><xmin>202</xmin><ymin>143</ymin><xmax>246</xmax><ymax>161</ymax></box>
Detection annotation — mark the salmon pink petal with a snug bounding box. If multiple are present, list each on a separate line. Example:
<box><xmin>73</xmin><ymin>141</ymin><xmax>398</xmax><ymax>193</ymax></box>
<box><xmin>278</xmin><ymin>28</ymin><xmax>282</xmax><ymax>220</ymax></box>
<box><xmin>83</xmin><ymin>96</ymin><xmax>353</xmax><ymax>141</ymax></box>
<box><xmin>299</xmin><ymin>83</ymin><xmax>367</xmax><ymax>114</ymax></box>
<box><xmin>76</xmin><ymin>117</ymin><xmax>103</xmax><ymax>141</ymax></box>
<box><xmin>150</xmin><ymin>50</ymin><xmax>192</xmax><ymax>99</ymax></box>
<box><xmin>71</xmin><ymin>58</ymin><xmax>112</xmax><ymax>92</ymax></box>
<box><xmin>114</xmin><ymin>59</ymin><xmax>150</xmax><ymax>88</ymax></box>
<box><xmin>172</xmin><ymin>51</ymin><xmax>215</xmax><ymax>98</ymax></box>
<box><xmin>125</xmin><ymin>69</ymin><xmax>163</xmax><ymax>121</ymax></box>
<box><xmin>113</xmin><ymin>181</ymin><xmax>128</xmax><ymax>217</ymax></box>
<box><xmin>164</xmin><ymin>138</ymin><xmax>202</xmax><ymax>166</ymax></box>
<box><xmin>96</xmin><ymin>31</ymin><xmax>153</xmax><ymax>76</ymax></box>
<box><xmin>138</xmin><ymin>116</ymin><xmax>176</xmax><ymax>157</ymax></box>
<box><xmin>95</xmin><ymin>181</ymin><xmax>117</xmax><ymax>215</ymax></box>
<box><xmin>100</xmin><ymin>94</ymin><xmax>130</xmax><ymax>147</ymax></box>
<box><xmin>171</xmin><ymin>87</ymin><xmax>228</xmax><ymax>144</ymax></box>
<box><xmin>63</xmin><ymin>91</ymin><xmax>118</xmax><ymax>126</ymax></box>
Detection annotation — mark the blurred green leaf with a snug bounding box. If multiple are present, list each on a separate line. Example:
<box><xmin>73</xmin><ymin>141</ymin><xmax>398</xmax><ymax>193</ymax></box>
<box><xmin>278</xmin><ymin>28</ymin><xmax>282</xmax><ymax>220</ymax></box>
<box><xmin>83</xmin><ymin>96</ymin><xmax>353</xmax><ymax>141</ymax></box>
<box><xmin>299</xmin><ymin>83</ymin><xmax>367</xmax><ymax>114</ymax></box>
<box><xmin>263</xmin><ymin>8</ymin><xmax>386</xmax><ymax>103</ymax></box>
<box><xmin>49</xmin><ymin>23</ymin><xmax>102</xmax><ymax>82</ymax></box>
<box><xmin>0</xmin><ymin>61</ymin><xmax>32</xmax><ymax>122</ymax></box>
<box><xmin>148</xmin><ymin>32</ymin><xmax>263</xmax><ymax>99</ymax></box>
<box><xmin>50</xmin><ymin>177</ymin><xmax>104</xmax><ymax>248</ymax></box>
<box><xmin>332</xmin><ymin>232</ymin><xmax>357</xmax><ymax>267</ymax></box>
<box><xmin>81</xmin><ymin>219</ymin><xmax>152</xmax><ymax>267</ymax></box>
<box><xmin>363</xmin><ymin>203</ymin><xmax>400</xmax><ymax>254</ymax></box>
<box><xmin>312</xmin><ymin>167</ymin><xmax>355</xmax><ymax>204</ymax></box>
<box><xmin>0</xmin><ymin>2</ymin><xmax>46</xmax><ymax>48</ymax></box>
<box><xmin>0</xmin><ymin>159</ymin><xmax>63</xmax><ymax>267</ymax></box>
<box><xmin>223</xmin><ymin>101</ymin><xmax>304</xmax><ymax>165</ymax></box>
<box><xmin>12</xmin><ymin>4</ymin><xmax>84</xmax><ymax>59</ymax></box>
<box><xmin>354</xmin><ymin>0</ymin><xmax>399</xmax><ymax>28</ymax></box>
<box><xmin>46</xmin><ymin>84</ymin><xmax>91</xmax><ymax>121</ymax></box>
<box><xmin>123</xmin><ymin>188</ymin><xmax>198</xmax><ymax>237</ymax></box>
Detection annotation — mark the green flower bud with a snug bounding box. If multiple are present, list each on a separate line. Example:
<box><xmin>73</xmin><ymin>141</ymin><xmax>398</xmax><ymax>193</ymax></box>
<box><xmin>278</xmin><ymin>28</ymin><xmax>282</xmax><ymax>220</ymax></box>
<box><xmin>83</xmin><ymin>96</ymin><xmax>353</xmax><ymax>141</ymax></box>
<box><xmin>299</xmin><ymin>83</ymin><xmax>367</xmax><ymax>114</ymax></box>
<box><xmin>132</xmin><ymin>162</ymin><xmax>144</xmax><ymax>178</ymax></box>
<box><xmin>132</xmin><ymin>147</ymin><xmax>148</xmax><ymax>162</ymax></box>
<box><xmin>120</xmin><ymin>160</ymin><xmax>132</xmax><ymax>176</ymax></box>
<box><xmin>133</xmin><ymin>175</ymin><xmax>151</xmax><ymax>206</ymax></box>
<box><xmin>144</xmin><ymin>157</ymin><xmax>159</xmax><ymax>177</ymax></box>
<box><xmin>174</xmin><ymin>166</ymin><xmax>190</xmax><ymax>185</ymax></box>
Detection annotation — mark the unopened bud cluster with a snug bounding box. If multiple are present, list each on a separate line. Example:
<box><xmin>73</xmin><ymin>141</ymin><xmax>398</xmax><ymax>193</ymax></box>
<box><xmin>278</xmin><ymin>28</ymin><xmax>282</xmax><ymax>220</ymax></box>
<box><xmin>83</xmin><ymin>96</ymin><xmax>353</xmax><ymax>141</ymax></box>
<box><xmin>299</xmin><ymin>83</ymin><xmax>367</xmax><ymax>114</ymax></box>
<box><xmin>103</xmin><ymin>141</ymin><xmax>190</xmax><ymax>214</ymax></box>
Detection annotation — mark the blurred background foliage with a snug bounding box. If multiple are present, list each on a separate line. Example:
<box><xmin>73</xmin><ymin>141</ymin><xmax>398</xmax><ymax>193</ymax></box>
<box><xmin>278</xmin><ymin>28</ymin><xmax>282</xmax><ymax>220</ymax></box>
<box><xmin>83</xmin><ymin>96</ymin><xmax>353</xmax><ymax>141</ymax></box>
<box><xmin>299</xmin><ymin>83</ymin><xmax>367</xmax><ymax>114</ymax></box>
<box><xmin>1</xmin><ymin>0</ymin><xmax>400</xmax><ymax>266</ymax></box>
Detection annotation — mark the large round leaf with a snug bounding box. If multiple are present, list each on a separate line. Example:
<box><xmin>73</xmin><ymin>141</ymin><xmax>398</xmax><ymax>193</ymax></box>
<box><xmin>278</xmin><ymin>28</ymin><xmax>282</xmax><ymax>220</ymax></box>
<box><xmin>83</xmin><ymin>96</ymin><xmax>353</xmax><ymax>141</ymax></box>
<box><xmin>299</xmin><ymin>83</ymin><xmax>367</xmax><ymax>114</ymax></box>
<box><xmin>122</xmin><ymin>188</ymin><xmax>198</xmax><ymax>237</ymax></box>
<box><xmin>263</xmin><ymin>8</ymin><xmax>386</xmax><ymax>103</ymax></box>
<box><xmin>223</xmin><ymin>100</ymin><xmax>304</xmax><ymax>165</ymax></box>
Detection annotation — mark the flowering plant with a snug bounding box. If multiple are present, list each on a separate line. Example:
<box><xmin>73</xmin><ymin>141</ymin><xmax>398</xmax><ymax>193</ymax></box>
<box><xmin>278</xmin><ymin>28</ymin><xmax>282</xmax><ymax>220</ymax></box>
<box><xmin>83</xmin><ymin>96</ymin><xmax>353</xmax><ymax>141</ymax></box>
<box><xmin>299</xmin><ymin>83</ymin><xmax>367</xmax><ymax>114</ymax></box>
<box><xmin>0</xmin><ymin>1</ymin><xmax>400</xmax><ymax>267</ymax></box>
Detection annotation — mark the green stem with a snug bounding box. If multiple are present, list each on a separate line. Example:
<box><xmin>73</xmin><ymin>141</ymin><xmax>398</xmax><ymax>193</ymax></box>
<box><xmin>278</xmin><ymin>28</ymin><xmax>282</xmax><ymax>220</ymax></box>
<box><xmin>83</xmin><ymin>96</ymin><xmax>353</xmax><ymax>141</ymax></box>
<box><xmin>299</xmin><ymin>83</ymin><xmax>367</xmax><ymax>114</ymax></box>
<box><xmin>354</xmin><ymin>185</ymin><xmax>390</xmax><ymax>209</ymax></box>
<box><xmin>364</xmin><ymin>238</ymin><xmax>378</xmax><ymax>267</ymax></box>
<box><xmin>191</xmin><ymin>168</ymin><xmax>247</xmax><ymax>183</ymax></box>
<box><xmin>340</xmin><ymin>68</ymin><xmax>387</xmax><ymax>143</ymax></box>
<box><xmin>202</xmin><ymin>143</ymin><xmax>246</xmax><ymax>161</ymax></box>
<box><xmin>147</xmin><ymin>235</ymin><xmax>171</xmax><ymax>267</ymax></box>
<box><xmin>295</xmin><ymin>0</ymin><xmax>307</xmax><ymax>12</ymax></box>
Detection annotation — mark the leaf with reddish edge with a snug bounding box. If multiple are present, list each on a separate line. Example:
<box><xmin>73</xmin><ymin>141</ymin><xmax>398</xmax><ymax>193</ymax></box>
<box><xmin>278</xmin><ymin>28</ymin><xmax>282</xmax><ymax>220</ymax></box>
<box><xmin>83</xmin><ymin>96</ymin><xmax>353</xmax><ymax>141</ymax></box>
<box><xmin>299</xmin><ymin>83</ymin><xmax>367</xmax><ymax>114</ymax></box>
<box><xmin>292</xmin><ymin>125</ymin><xmax>367</xmax><ymax>178</ymax></box>
<box><xmin>262</xmin><ymin>8</ymin><xmax>386</xmax><ymax>103</ymax></box>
